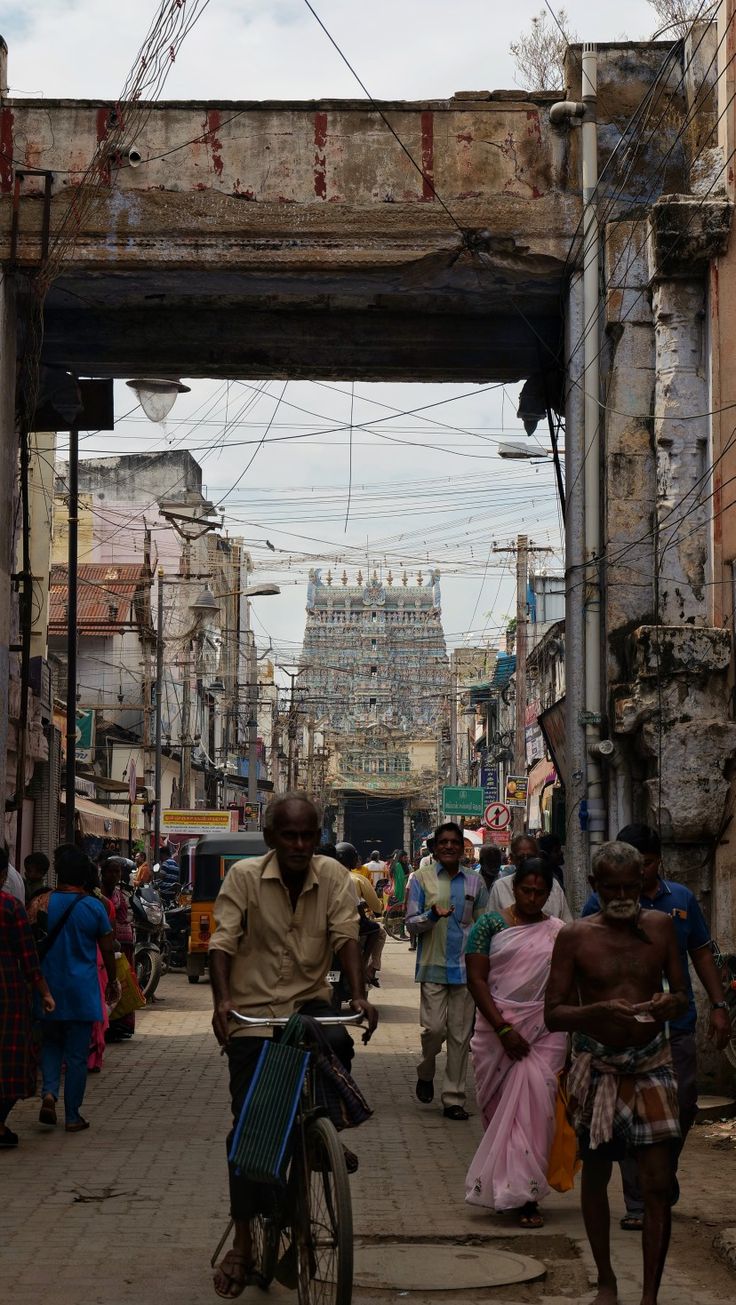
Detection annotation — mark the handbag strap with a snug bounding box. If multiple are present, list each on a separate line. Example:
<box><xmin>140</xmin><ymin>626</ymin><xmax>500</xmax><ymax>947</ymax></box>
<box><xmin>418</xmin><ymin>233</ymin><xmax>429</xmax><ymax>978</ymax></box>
<box><xmin>40</xmin><ymin>891</ymin><xmax>85</xmax><ymax>958</ymax></box>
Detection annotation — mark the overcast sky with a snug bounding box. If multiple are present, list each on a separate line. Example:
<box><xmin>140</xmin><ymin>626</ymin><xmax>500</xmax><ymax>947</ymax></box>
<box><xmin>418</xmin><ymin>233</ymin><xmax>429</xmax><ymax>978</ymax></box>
<box><xmin>17</xmin><ymin>0</ymin><xmax>657</xmax><ymax>662</ymax></box>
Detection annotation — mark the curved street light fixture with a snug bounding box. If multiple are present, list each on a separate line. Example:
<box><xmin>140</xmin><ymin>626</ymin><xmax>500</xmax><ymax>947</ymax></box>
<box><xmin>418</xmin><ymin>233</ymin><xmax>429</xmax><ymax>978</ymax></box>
<box><xmin>126</xmin><ymin>376</ymin><xmax>191</xmax><ymax>423</ymax></box>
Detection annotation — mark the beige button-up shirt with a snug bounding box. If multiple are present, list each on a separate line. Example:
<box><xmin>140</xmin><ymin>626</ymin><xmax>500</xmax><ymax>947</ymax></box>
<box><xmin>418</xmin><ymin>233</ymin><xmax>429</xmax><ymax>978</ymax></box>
<box><xmin>209</xmin><ymin>851</ymin><xmax>359</xmax><ymax>1035</ymax></box>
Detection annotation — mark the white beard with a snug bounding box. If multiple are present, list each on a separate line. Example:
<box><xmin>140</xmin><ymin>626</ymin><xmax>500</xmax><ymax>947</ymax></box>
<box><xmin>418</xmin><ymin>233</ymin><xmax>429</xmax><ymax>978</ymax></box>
<box><xmin>602</xmin><ymin>899</ymin><xmax>639</xmax><ymax>920</ymax></box>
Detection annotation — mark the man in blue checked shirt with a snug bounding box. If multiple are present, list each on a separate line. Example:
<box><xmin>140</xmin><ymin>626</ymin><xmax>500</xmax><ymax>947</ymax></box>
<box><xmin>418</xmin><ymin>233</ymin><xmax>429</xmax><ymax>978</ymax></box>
<box><xmin>581</xmin><ymin>822</ymin><xmax>731</xmax><ymax>1231</ymax></box>
<box><xmin>406</xmin><ymin>821</ymin><xmax>489</xmax><ymax>1120</ymax></box>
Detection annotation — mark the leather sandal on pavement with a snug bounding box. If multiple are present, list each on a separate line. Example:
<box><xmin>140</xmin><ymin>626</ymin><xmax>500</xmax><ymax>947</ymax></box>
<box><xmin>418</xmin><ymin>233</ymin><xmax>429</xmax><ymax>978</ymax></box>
<box><xmin>39</xmin><ymin>1096</ymin><xmax>57</xmax><ymax>1127</ymax></box>
<box><xmin>64</xmin><ymin>1117</ymin><xmax>90</xmax><ymax>1133</ymax></box>
<box><xmin>442</xmin><ymin>1105</ymin><xmax>470</xmax><ymax>1120</ymax></box>
<box><xmin>415</xmin><ymin>1077</ymin><xmax>434</xmax><ymax>1104</ymax></box>
<box><xmin>213</xmin><ymin>1249</ymin><xmax>258</xmax><ymax>1299</ymax></box>
<box><xmin>620</xmin><ymin>1214</ymin><xmax>644</xmax><ymax>1232</ymax></box>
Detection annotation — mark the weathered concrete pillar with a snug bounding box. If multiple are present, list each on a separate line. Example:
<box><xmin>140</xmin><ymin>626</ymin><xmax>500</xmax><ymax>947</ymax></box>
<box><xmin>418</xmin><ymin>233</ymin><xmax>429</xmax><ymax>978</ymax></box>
<box><xmin>651</xmin><ymin>277</ymin><xmax>710</xmax><ymax>625</ymax></box>
<box><xmin>610</xmin><ymin>204</ymin><xmax>736</xmax><ymax>978</ymax></box>
<box><xmin>402</xmin><ymin>801</ymin><xmax>412</xmax><ymax>853</ymax></box>
<box><xmin>603</xmin><ymin>221</ymin><xmax>657</xmax><ymax>837</ymax></box>
<box><xmin>0</xmin><ymin>271</ymin><xmax>17</xmax><ymax>835</ymax></box>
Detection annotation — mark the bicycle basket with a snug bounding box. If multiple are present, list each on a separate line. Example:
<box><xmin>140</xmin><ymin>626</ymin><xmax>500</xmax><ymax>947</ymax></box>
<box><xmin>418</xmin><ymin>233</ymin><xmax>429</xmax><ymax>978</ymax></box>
<box><xmin>228</xmin><ymin>1036</ymin><xmax>310</xmax><ymax>1185</ymax></box>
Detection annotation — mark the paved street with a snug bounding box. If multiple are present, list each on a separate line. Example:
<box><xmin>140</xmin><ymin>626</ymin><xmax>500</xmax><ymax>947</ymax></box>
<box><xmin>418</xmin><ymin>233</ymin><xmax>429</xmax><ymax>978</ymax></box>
<box><xmin>3</xmin><ymin>942</ymin><xmax>735</xmax><ymax>1304</ymax></box>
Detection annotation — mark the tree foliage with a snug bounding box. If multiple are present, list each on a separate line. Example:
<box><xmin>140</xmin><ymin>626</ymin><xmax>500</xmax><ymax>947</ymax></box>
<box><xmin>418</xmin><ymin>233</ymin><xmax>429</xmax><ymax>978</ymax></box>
<box><xmin>510</xmin><ymin>2</ymin><xmax>719</xmax><ymax>94</ymax></box>
<box><xmin>509</xmin><ymin>8</ymin><xmax>577</xmax><ymax>91</ymax></box>
<box><xmin>646</xmin><ymin>1</ymin><xmax>718</xmax><ymax>39</ymax></box>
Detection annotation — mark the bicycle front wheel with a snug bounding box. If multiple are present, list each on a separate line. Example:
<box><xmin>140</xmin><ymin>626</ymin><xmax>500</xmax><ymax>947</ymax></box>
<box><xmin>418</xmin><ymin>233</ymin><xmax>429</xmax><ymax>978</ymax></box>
<box><xmin>295</xmin><ymin>1115</ymin><xmax>353</xmax><ymax>1305</ymax></box>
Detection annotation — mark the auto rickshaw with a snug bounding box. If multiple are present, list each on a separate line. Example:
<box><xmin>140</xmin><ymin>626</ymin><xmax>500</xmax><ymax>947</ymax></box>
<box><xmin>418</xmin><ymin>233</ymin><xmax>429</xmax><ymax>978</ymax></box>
<box><xmin>186</xmin><ymin>831</ymin><xmax>267</xmax><ymax>983</ymax></box>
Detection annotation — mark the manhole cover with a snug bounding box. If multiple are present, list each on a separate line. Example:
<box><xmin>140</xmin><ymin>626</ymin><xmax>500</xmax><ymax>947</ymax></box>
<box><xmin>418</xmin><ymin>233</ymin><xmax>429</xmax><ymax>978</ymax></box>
<box><xmin>354</xmin><ymin>1243</ymin><xmax>545</xmax><ymax>1291</ymax></box>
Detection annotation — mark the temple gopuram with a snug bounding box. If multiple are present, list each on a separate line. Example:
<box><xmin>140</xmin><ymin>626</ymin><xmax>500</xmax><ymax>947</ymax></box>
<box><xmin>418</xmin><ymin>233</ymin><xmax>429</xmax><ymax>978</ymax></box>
<box><xmin>300</xmin><ymin>567</ymin><xmax>450</xmax><ymax>855</ymax></box>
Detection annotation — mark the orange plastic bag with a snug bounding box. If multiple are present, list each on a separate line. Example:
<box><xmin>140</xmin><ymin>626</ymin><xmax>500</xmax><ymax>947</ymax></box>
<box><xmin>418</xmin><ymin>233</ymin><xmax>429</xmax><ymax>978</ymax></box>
<box><xmin>546</xmin><ymin>1073</ymin><xmax>580</xmax><ymax>1193</ymax></box>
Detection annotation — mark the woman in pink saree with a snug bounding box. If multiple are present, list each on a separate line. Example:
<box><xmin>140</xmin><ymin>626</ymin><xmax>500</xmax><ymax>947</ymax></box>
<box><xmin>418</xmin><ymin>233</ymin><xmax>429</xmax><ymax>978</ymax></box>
<box><xmin>464</xmin><ymin>858</ymin><xmax>568</xmax><ymax>1227</ymax></box>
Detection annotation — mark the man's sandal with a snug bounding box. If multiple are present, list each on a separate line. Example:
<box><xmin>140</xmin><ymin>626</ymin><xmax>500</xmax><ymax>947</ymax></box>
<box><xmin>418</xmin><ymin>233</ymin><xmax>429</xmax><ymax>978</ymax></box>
<box><xmin>620</xmin><ymin>1214</ymin><xmax>644</xmax><ymax>1232</ymax></box>
<box><xmin>442</xmin><ymin>1105</ymin><xmax>470</xmax><ymax>1121</ymax></box>
<box><xmin>39</xmin><ymin>1096</ymin><xmax>57</xmax><ymax>1127</ymax></box>
<box><xmin>213</xmin><ymin>1250</ymin><xmax>258</xmax><ymax>1299</ymax></box>
<box><xmin>415</xmin><ymin>1077</ymin><xmax>434</xmax><ymax>1104</ymax></box>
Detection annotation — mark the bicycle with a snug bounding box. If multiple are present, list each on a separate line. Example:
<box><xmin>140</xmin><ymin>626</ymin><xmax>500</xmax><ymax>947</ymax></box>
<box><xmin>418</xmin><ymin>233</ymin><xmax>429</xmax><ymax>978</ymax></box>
<box><xmin>214</xmin><ymin>1010</ymin><xmax>363</xmax><ymax>1305</ymax></box>
<box><xmin>383</xmin><ymin>902</ymin><xmax>406</xmax><ymax>941</ymax></box>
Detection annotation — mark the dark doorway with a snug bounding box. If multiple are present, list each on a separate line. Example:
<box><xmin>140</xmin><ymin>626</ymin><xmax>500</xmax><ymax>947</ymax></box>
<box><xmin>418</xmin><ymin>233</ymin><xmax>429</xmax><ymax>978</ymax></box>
<box><xmin>344</xmin><ymin>795</ymin><xmax>404</xmax><ymax>861</ymax></box>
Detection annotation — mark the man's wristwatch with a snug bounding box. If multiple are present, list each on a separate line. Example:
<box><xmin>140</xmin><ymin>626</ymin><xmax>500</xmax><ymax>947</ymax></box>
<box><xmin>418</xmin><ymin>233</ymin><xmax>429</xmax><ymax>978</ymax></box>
<box><xmin>710</xmin><ymin>1000</ymin><xmax>728</xmax><ymax>1011</ymax></box>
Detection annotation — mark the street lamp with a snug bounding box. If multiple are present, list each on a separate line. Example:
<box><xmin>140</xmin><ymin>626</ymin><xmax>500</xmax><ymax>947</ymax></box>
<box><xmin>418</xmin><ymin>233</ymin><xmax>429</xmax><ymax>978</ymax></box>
<box><xmin>189</xmin><ymin>584</ymin><xmax>220</xmax><ymax>619</ymax></box>
<box><xmin>498</xmin><ymin>441</ymin><xmax>554</xmax><ymax>461</ymax></box>
<box><xmin>243</xmin><ymin>583</ymin><xmax>281</xmax><ymax>598</ymax></box>
<box><xmin>126</xmin><ymin>377</ymin><xmax>191</xmax><ymax>423</ymax></box>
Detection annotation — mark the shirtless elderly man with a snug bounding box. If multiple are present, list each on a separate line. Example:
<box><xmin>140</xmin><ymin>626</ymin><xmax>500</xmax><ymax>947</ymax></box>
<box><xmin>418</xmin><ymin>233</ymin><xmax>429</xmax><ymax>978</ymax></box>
<box><xmin>545</xmin><ymin>841</ymin><xmax>688</xmax><ymax>1305</ymax></box>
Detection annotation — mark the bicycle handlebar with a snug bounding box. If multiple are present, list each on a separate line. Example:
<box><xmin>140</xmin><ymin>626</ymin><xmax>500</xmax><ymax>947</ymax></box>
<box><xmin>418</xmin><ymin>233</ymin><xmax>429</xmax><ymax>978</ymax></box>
<box><xmin>228</xmin><ymin>1010</ymin><xmax>365</xmax><ymax>1028</ymax></box>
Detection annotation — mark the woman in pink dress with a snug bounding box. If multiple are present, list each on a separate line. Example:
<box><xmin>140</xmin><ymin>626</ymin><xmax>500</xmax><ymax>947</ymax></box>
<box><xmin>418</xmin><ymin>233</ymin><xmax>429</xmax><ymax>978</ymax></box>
<box><xmin>464</xmin><ymin>858</ymin><xmax>568</xmax><ymax>1227</ymax></box>
<box><xmin>101</xmin><ymin>858</ymin><xmax>137</xmax><ymax>1039</ymax></box>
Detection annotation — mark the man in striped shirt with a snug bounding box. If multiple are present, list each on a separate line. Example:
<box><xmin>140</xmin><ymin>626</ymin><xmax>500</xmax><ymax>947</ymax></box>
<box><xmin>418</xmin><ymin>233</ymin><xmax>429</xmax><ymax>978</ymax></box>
<box><xmin>406</xmin><ymin>822</ymin><xmax>489</xmax><ymax>1120</ymax></box>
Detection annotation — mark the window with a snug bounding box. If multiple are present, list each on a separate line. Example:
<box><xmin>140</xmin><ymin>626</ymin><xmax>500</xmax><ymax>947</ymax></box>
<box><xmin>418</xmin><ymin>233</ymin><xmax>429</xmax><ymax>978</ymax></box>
<box><xmin>370</xmin><ymin>665</ymin><xmax>377</xmax><ymax>677</ymax></box>
<box><xmin>369</xmin><ymin>697</ymin><xmax>376</xmax><ymax>707</ymax></box>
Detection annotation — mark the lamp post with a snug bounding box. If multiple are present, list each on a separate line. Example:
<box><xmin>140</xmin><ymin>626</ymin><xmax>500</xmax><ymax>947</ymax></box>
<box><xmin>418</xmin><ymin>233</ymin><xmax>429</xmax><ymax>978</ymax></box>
<box><xmin>185</xmin><ymin>583</ymin><xmax>220</xmax><ymax>807</ymax></box>
<box><xmin>158</xmin><ymin>497</ymin><xmax>221</xmax><ymax>808</ymax></box>
<box><xmin>240</xmin><ymin>582</ymin><xmax>280</xmax><ymax>821</ymax></box>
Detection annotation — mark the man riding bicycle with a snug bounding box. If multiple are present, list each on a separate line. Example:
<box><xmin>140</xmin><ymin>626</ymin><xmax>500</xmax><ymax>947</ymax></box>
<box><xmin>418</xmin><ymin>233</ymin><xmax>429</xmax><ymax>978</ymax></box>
<box><xmin>209</xmin><ymin>793</ymin><xmax>378</xmax><ymax>1299</ymax></box>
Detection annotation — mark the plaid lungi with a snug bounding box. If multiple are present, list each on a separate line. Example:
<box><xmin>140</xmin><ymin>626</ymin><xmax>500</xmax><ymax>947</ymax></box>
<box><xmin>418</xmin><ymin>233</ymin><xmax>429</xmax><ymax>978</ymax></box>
<box><xmin>568</xmin><ymin>1030</ymin><xmax>681</xmax><ymax>1153</ymax></box>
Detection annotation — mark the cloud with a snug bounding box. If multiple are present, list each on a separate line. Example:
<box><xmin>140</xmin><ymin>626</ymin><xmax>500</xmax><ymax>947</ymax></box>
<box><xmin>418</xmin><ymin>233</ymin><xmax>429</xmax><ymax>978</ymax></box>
<box><xmin>7</xmin><ymin>1</ymin><xmax>653</xmax><ymax>100</ymax></box>
<box><xmin>31</xmin><ymin>0</ymin><xmax>650</xmax><ymax>648</ymax></box>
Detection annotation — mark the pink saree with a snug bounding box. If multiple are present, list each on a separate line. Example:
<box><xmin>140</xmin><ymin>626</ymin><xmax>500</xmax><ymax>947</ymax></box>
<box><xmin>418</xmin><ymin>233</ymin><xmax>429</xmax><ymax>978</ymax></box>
<box><xmin>465</xmin><ymin>916</ymin><xmax>567</xmax><ymax>1212</ymax></box>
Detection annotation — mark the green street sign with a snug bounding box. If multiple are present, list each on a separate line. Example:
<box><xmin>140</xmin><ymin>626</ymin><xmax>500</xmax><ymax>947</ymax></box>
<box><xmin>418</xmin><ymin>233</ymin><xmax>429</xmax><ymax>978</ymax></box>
<box><xmin>442</xmin><ymin>785</ymin><xmax>485</xmax><ymax>817</ymax></box>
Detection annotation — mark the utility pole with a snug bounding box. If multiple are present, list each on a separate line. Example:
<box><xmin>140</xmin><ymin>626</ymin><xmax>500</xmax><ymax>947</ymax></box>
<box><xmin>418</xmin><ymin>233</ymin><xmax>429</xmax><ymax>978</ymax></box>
<box><xmin>279</xmin><ymin>666</ymin><xmax>309</xmax><ymax>790</ymax></box>
<box><xmin>141</xmin><ymin>528</ymin><xmax>153</xmax><ymax>861</ymax></box>
<box><xmin>159</xmin><ymin>496</ymin><xmax>221</xmax><ymax>810</ymax></box>
<box><xmin>65</xmin><ymin>420</ymin><xmax>80</xmax><ymax>844</ymax></box>
<box><xmin>244</xmin><ymin>577</ymin><xmax>259</xmax><ymax>815</ymax></box>
<box><xmin>448</xmin><ymin>661</ymin><xmax>458</xmax><ymax>787</ymax></box>
<box><xmin>514</xmin><ymin>534</ymin><xmax>529</xmax><ymax>835</ymax></box>
<box><xmin>153</xmin><ymin>570</ymin><xmax>164</xmax><ymax>865</ymax></box>
<box><xmin>493</xmin><ymin>536</ymin><xmax>553</xmax><ymax>834</ymax></box>
<box><xmin>306</xmin><ymin>715</ymin><xmax>315</xmax><ymax>796</ymax></box>
<box><xmin>180</xmin><ymin>537</ymin><xmax>193</xmax><ymax>809</ymax></box>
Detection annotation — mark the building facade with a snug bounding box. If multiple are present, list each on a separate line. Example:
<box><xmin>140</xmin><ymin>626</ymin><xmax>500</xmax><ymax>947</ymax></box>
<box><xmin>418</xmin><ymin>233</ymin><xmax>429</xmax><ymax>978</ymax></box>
<box><xmin>299</xmin><ymin>567</ymin><xmax>450</xmax><ymax>857</ymax></box>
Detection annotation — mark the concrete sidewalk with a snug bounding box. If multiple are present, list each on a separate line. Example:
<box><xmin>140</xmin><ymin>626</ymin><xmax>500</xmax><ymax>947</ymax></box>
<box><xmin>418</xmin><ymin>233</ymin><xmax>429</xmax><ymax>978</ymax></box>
<box><xmin>3</xmin><ymin>940</ymin><xmax>733</xmax><ymax>1303</ymax></box>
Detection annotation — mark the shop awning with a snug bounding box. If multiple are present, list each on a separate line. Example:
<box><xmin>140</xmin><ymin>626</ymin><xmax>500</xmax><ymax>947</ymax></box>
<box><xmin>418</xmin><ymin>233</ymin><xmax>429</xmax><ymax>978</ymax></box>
<box><xmin>60</xmin><ymin>795</ymin><xmax>129</xmax><ymax>840</ymax></box>
<box><xmin>528</xmin><ymin>759</ymin><xmax>556</xmax><ymax>797</ymax></box>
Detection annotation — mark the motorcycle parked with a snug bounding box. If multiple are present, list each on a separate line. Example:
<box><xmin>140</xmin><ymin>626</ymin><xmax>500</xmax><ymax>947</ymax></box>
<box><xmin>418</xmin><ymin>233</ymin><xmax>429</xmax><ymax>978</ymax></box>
<box><xmin>162</xmin><ymin>889</ymin><xmax>191</xmax><ymax>971</ymax></box>
<box><xmin>127</xmin><ymin>883</ymin><xmax>165</xmax><ymax>999</ymax></box>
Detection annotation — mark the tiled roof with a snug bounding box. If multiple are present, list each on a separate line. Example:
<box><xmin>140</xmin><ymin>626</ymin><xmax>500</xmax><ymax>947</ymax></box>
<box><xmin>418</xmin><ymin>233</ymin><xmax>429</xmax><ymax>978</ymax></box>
<box><xmin>49</xmin><ymin>564</ymin><xmax>146</xmax><ymax>634</ymax></box>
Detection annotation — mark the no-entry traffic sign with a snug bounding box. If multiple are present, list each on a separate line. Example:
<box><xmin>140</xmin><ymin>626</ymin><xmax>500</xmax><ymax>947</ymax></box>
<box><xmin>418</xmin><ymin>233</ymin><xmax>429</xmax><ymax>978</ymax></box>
<box><xmin>483</xmin><ymin>801</ymin><xmax>511</xmax><ymax>832</ymax></box>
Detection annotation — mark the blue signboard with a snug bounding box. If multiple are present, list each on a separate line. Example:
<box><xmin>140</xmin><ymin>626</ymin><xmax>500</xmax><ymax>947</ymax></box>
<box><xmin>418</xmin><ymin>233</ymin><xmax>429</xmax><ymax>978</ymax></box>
<box><xmin>481</xmin><ymin>758</ymin><xmax>500</xmax><ymax>804</ymax></box>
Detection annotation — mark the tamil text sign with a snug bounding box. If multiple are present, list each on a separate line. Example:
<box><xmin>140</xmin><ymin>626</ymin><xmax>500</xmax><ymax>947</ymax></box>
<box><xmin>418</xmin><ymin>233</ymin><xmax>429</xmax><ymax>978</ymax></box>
<box><xmin>161</xmin><ymin>809</ymin><xmax>238</xmax><ymax>835</ymax></box>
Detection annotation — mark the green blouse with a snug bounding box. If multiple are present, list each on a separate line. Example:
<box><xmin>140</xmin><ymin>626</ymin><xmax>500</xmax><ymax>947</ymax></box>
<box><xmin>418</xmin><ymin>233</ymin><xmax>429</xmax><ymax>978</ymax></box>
<box><xmin>465</xmin><ymin>911</ymin><xmax>509</xmax><ymax>956</ymax></box>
